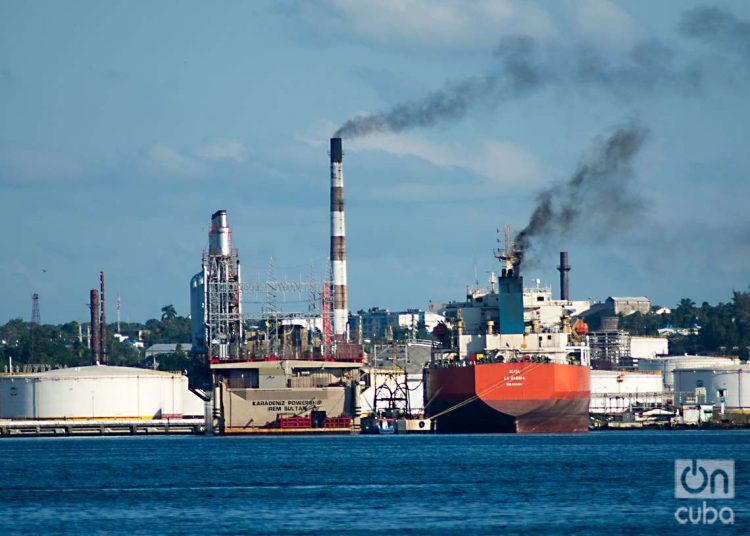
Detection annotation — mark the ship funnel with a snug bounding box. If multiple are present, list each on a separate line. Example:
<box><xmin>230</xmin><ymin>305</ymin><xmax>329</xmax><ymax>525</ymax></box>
<box><xmin>557</xmin><ymin>251</ymin><xmax>571</xmax><ymax>301</ymax></box>
<box><xmin>496</xmin><ymin>226</ymin><xmax>524</xmax><ymax>335</ymax></box>
<box><xmin>330</xmin><ymin>137</ymin><xmax>348</xmax><ymax>343</ymax></box>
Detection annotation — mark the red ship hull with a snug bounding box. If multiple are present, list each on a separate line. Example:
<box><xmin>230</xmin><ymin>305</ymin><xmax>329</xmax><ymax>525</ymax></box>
<box><xmin>424</xmin><ymin>362</ymin><xmax>590</xmax><ymax>433</ymax></box>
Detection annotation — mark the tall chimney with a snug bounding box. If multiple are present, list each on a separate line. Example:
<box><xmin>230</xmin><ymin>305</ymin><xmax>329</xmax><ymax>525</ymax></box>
<box><xmin>90</xmin><ymin>289</ymin><xmax>100</xmax><ymax>364</ymax></box>
<box><xmin>209</xmin><ymin>210</ymin><xmax>232</xmax><ymax>257</ymax></box>
<box><xmin>100</xmin><ymin>271</ymin><xmax>108</xmax><ymax>364</ymax></box>
<box><xmin>557</xmin><ymin>251</ymin><xmax>571</xmax><ymax>301</ymax></box>
<box><xmin>330</xmin><ymin>137</ymin><xmax>348</xmax><ymax>343</ymax></box>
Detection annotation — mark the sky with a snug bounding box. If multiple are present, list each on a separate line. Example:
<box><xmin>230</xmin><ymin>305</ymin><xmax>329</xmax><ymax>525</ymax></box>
<box><xmin>1</xmin><ymin>0</ymin><xmax>749</xmax><ymax>324</ymax></box>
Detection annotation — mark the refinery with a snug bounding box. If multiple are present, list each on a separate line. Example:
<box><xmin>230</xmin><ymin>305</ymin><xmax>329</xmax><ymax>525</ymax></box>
<box><xmin>1</xmin><ymin>137</ymin><xmax>749</xmax><ymax>437</ymax></box>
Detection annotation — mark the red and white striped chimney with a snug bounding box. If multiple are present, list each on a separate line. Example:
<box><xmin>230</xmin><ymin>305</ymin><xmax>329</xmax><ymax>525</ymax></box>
<box><xmin>330</xmin><ymin>138</ymin><xmax>348</xmax><ymax>343</ymax></box>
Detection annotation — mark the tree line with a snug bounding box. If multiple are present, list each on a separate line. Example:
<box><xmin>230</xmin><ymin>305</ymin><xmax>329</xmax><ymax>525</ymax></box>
<box><xmin>618</xmin><ymin>287</ymin><xmax>750</xmax><ymax>360</ymax></box>
<box><xmin>0</xmin><ymin>305</ymin><xmax>192</xmax><ymax>371</ymax></box>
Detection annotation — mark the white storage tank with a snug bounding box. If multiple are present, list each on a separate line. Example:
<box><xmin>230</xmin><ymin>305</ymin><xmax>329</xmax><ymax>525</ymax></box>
<box><xmin>674</xmin><ymin>365</ymin><xmax>750</xmax><ymax>410</ymax></box>
<box><xmin>0</xmin><ymin>366</ymin><xmax>205</xmax><ymax>420</ymax></box>
<box><xmin>638</xmin><ymin>355</ymin><xmax>739</xmax><ymax>389</ymax></box>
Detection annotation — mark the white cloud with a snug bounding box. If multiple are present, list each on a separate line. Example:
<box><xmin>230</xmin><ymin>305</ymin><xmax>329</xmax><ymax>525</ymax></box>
<box><xmin>195</xmin><ymin>139</ymin><xmax>247</xmax><ymax>162</ymax></box>
<box><xmin>300</xmin><ymin>0</ymin><xmax>557</xmax><ymax>50</ymax></box>
<box><xmin>566</xmin><ymin>0</ymin><xmax>643</xmax><ymax>49</ymax></box>
<box><xmin>347</xmin><ymin>131</ymin><xmax>542</xmax><ymax>186</ymax></box>
<box><xmin>141</xmin><ymin>145</ymin><xmax>207</xmax><ymax>178</ymax></box>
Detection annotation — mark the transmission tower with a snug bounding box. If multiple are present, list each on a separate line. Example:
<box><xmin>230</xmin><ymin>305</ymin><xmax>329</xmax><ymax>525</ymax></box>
<box><xmin>31</xmin><ymin>293</ymin><xmax>40</xmax><ymax>324</ymax></box>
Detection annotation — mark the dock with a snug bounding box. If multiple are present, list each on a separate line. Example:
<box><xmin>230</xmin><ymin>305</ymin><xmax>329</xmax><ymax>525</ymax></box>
<box><xmin>0</xmin><ymin>418</ymin><xmax>205</xmax><ymax>437</ymax></box>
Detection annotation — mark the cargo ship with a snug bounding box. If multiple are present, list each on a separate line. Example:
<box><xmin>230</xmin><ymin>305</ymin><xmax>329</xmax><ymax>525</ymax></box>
<box><xmin>424</xmin><ymin>231</ymin><xmax>591</xmax><ymax>433</ymax></box>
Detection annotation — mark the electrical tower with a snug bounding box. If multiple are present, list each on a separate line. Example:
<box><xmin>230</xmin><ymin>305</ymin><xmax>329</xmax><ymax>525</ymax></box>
<box><xmin>31</xmin><ymin>293</ymin><xmax>40</xmax><ymax>324</ymax></box>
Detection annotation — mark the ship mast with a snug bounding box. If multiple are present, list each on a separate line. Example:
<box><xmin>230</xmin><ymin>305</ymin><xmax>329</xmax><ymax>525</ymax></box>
<box><xmin>494</xmin><ymin>225</ymin><xmax>521</xmax><ymax>277</ymax></box>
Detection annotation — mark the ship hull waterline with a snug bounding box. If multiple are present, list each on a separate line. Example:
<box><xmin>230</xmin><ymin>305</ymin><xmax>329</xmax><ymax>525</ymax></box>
<box><xmin>425</xmin><ymin>362</ymin><xmax>591</xmax><ymax>434</ymax></box>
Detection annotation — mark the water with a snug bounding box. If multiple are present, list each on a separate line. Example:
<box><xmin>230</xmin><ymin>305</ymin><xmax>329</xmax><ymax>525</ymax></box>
<box><xmin>0</xmin><ymin>431</ymin><xmax>747</xmax><ymax>534</ymax></box>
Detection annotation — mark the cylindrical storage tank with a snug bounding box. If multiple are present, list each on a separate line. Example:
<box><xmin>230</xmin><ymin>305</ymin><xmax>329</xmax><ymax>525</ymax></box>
<box><xmin>0</xmin><ymin>366</ymin><xmax>202</xmax><ymax>420</ymax></box>
<box><xmin>674</xmin><ymin>365</ymin><xmax>750</xmax><ymax>409</ymax></box>
<box><xmin>639</xmin><ymin>355</ymin><xmax>740</xmax><ymax>390</ymax></box>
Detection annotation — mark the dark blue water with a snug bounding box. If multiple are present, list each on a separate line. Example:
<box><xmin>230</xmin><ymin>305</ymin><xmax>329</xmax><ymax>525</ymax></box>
<box><xmin>0</xmin><ymin>431</ymin><xmax>747</xmax><ymax>534</ymax></box>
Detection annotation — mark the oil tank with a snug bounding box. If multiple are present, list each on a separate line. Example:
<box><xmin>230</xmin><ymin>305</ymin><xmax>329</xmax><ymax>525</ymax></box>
<box><xmin>0</xmin><ymin>366</ymin><xmax>204</xmax><ymax>419</ymax></box>
<box><xmin>674</xmin><ymin>364</ymin><xmax>750</xmax><ymax>409</ymax></box>
<box><xmin>638</xmin><ymin>355</ymin><xmax>739</xmax><ymax>389</ymax></box>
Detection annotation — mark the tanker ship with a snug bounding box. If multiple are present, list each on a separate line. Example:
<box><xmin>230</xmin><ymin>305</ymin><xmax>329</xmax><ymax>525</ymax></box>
<box><xmin>424</xmin><ymin>232</ymin><xmax>590</xmax><ymax>433</ymax></box>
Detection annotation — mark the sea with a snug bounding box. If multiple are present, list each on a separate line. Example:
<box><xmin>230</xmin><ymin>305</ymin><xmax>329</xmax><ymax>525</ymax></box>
<box><xmin>0</xmin><ymin>430</ymin><xmax>747</xmax><ymax>534</ymax></box>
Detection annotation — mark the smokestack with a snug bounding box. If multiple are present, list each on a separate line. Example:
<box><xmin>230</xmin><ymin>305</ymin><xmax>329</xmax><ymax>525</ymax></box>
<box><xmin>557</xmin><ymin>251</ymin><xmax>571</xmax><ymax>301</ymax></box>
<box><xmin>100</xmin><ymin>271</ymin><xmax>108</xmax><ymax>364</ymax></box>
<box><xmin>209</xmin><ymin>210</ymin><xmax>232</xmax><ymax>257</ymax></box>
<box><xmin>330</xmin><ymin>137</ymin><xmax>348</xmax><ymax>343</ymax></box>
<box><xmin>90</xmin><ymin>289</ymin><xmax>100</xmax><ymax>364</ymax></box>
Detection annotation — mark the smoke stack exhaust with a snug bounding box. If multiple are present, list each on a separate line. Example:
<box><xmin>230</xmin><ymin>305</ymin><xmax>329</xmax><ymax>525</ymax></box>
<box><xmin>330</xmin><ymin>137</ymin><xmax>348</xmax><ymax>343</ymax></box>
<box><xmin>557</xmin><ymin>251</ymin><xmax>571</xmax><ymax>301</ymax></box>
<box><xmin>90</xmin><ymin>289</ymin><xmax>100</xmax><ymax>364</ymax></box>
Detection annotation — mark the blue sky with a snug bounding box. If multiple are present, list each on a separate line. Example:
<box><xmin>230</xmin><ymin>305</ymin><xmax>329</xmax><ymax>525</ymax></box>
<box><xmin>1</xmin><ymin>0</ymin><xmax>749</xmax><ymax>324</ymax></box>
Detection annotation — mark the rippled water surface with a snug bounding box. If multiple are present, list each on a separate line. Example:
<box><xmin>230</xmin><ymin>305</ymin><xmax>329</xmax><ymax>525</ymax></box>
<box><xmin>0</xmin><ymin>431</ymin><xmax>747</xmax><ymax>534</ymax></box>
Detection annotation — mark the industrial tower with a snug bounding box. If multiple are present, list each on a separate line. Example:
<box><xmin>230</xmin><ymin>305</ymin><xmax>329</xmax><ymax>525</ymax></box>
<box><xmin>191</xmin><ymin>210</ymin><xmax>244</xmax><ymax>361</ymax></box>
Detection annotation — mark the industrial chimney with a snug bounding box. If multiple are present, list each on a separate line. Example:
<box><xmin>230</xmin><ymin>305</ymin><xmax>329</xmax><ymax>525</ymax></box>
<box><xmin>557</xmin><ymin>251</ymin><xmax>571</xmax><ymax>301</ymax></box>
<box><xmin>100</xmin><ymin>271</ymin><xmax>108</xmax><ymax>364</ymax></box>
<box><xmin>330</xmin><ymin>137</ymin><xmax>348</xmax><ymax>343</ymax></box>
<box><xmin>90</xmin><ymin>289</ymin><xmax>100</xmax><ymax>364</ymax></box>
<box><xmin>209</xmin><ymin>210</ymin><xmax>232</xmax><ymax>257</ymax></box>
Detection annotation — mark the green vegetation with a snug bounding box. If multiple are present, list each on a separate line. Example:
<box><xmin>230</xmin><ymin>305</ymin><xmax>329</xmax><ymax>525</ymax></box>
<box><xmin>619</xmin><ymin>288</ymin><xmax>750</xmax><ymax>360</ymax></box>
<box><xmin>0</xmin><ymin>305</ymin><xmax>192</xmax><ymax>371</ymax></box>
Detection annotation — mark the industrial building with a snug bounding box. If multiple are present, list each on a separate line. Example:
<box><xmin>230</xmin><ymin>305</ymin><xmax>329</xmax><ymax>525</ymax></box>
<box><xmin>590</xmin><ymin>370</ymin><xmax>666</xmax><ymax>415</ymax></box>
<box><xmin>350</xmin><ymin>307</ymin><xmax>445</xmax><ymax>340</ymax></box>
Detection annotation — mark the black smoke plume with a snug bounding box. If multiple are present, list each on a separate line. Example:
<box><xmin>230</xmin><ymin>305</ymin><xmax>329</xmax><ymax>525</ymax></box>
<box><xmin>334</xmin><ymin>34</ymin><xmax>698</xmax><ymax>139</ymax></box>
<box><xmin>334</xmin><ymin>37</ymin><xmax>547</xmax><ymax>138</ymax></box>
<box><xmin>514</xmin><ymin>123</ymin><xmax>648</xmax><ymax>268</ymax></box>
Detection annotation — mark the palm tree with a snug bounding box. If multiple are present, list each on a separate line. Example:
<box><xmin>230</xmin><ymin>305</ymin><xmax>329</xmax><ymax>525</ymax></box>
<box><xmin>161</xmin><ymin>304</ymin><xmax>177</xmax><ymax>322</ymax></box>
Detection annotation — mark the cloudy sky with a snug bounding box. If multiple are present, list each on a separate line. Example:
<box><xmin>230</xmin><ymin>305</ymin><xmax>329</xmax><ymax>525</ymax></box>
<box><xmin>1</xmin><ymin>1</ymin><xmax>749</xmax><ymax>324</ymax></box>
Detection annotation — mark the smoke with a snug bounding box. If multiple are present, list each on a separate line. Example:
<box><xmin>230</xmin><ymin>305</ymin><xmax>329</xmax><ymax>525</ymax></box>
<box><xmin>334</xmin><ymin>33</ymin><xmax>699</xmax><ymax>139</ymax></box>
<box><xmin>514</xmin><ymin>122</ymin><xmax>648</xmax><ymax>267</ymax></box>
<box><xmin>679</xmin><ymin>7</ymin><xmax>750</xmax><ymax>59</ymax></box>
<box><xmin>334</xmin><ymin>37</ymin><xmax>547</xmax><ymax>138</ymax></box>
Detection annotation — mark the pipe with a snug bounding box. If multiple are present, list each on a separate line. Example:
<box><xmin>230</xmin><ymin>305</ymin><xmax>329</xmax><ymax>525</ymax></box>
<box><xmin>90</xmin><ymin>289</ymin><xmax>100</xmax><ymax>364</ymax></box>
<box><xmin>330</xmin><ymin>137</ymin><xmax>348</xmax><ymax>344</ymax></box>
<box><xmin>557</xmin><ymin>251</ymin><xmax>571</xmax><ymax>301</ymax></box>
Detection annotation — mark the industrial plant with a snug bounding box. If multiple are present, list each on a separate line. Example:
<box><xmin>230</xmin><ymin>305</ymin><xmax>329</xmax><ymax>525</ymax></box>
<box><xmin>1</xmin><ymin>137</ymin><xmax>749</xmax><ymax>437</ymax></box>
